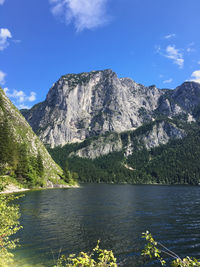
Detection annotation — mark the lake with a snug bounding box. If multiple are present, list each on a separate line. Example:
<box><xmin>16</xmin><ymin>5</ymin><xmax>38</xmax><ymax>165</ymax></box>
<box><xmin>13</xmin><ymin>184</ymin><xmax>200</xmax><ymax>266</ymax></box>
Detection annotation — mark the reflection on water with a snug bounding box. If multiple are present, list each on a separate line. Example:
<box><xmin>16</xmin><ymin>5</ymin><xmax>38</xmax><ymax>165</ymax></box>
<box><xmin>14</xmin><ymin>184</ymin><xmax>200</xmax><ymax>266</ymax></box>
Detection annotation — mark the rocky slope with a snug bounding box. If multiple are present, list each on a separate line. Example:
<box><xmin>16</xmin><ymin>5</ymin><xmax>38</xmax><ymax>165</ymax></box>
<box><xmin>22</xmin><ymin>69</ymin><xmax>200</xmax><ymax>154</ymax></box>
<box><xmin>0</xmin><ymin>88</ymin><xmax>64</xmax><ymax>187</ymax></box>
<box><xmin>69</xmin><ymin>120</ymin><xmax>186</xmax><ymax>159</ymax></box>
<box><xmin>21</xmin><ymin>69</ymin><xmax>167</xmax><ymax>147</ymax></box>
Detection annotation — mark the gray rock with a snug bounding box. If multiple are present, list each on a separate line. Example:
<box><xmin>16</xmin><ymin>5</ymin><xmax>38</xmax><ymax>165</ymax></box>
<box><xmin>22</xmin><ymin>70</ymin><xmax>200</xmax><ymax>150</ymax></box>
<box><xmin>69</xmin><ymin>121</ymin><xmax>185</xmax><ymax>159</ymax></box>
<box><xmin>23</xmin><ymin>70</ymin><xmax>164</xmax><ymax>147</ymax></box>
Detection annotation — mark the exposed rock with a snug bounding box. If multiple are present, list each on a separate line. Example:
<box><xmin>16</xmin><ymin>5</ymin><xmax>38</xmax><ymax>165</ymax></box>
<box><xmin>21</xmin><ymin>70</ymin><xmax>200</xmax><ymax>155</ymax></box>
<box><xmin>23</xmin><ymin>69</ymin><xmax>164</xmax><ymax>147</ymax></box>
<box><xmin>137</xmin><ymin>121</ymin><xmax>186</xmax><ymax>150</ymax></box>
<box><xmin>173</xmin><ymin>82</ymin><xmax>200</xmax><ymax>112</ymax></box>
<box><xmin>70</xmin><ymin>133</ymin><xmax>123</xmax><ymax>159</ymax></box>
<box><xmin>69</xmin><ymin>121</ymin><xmax>186</xmax><ymax>159</ymax></box>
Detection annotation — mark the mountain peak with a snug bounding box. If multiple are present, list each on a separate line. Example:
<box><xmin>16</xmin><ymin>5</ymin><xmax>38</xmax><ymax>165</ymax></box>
<box><xmin>60</xmin><ymin>69</ymin><xmax>114</xmax><ymax>80</ymax></box>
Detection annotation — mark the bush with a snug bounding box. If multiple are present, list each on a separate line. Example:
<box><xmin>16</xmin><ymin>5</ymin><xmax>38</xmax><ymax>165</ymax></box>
<box><xmin>55</xmin><ymin>240</ymin><xmax>117</xmax><ymax>267</ymax></box>
<box><xmin>0</xmin><ymin>194</ymin><xmax>22</xmax><ymax>267</ymax></box>
<box><xmin>142</xmin><ymin>231</ymin><xmax>200</xmax><ymax>266</ymax></box>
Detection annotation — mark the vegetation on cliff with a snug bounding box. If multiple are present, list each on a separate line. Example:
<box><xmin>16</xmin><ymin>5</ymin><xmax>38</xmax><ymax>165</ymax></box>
<box><xmin>0</xmin><ymin>88</ymin><xmax>77</xmax><ymax>190</ymax></box>
<box><xmin>48</xmin><ymin>120</ymin><xmax>200</xmax><ymax>185</ymax></box>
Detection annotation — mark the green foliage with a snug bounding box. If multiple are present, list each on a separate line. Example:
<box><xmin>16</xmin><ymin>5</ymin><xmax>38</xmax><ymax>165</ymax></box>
<box><xmin>0</xmin><ymin>118</ymin><xmax>18</xmax><ymax>174</ymax></box>
<box><xmin>0</xmin><ymin>194</ymin><xmax>22</xmax><ymax>267</ymax></box>
<box><xmin>55</xmin><ymin>240</ymin><xmax>117</xmax><ymax>267</ymax></box>
<box><xmin>142</xmin><ymin>231</ymin><xmax>200</xmax><ymax>266</ymax></box>
<box><xmin>36</xmin><ymin>152</ymin><xmax>44</xmax><ymax>178</ymax></box>
<box><xmin>13</xmin><ymin>144</ymin><xmax>45</xmax><ymax>188</ymax></box>
<box><xmin>0</xmin><ymin>90</ymin><xmax>47</xmax><ymax>189</ymax></box>
<box><xmin>62</xmin><ymin>161</ymin><xmax>78</xmax><ymax>185</ymax></box>
<box><xmin>48</xmin><ymin>120</ymin><xmax>200</xmax><ymax>185</ymax></box>
<box><xmin>0</xmin><ymin>114</ymin><xmax>45</xmax><ymax>188</ymax></box>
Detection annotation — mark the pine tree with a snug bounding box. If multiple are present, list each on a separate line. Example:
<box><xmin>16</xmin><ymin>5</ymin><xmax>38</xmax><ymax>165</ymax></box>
<box><xmin>36</xmin><ymin>152</ymin><xmax>44</xmax><ymax>177</ymax></box>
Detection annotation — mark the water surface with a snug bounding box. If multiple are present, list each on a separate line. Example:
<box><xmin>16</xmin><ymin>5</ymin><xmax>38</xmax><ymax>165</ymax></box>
<box><xmin>14</xmin><ymin>184</ymin><xmax>200</xmax><ymax>266</ymax></box>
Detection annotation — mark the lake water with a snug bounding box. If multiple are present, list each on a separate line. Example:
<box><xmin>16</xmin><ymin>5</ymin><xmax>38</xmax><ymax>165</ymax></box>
<box><xmin>13</xmin><ymin>184</ymin><xmax>200</xmax><ymax>266</ymax></box>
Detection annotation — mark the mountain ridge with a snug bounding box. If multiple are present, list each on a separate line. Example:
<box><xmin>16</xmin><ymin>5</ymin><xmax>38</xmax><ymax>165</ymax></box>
<box><xmin>22</xmin><ymin>69</ymin><xmax>200</xmax><ymax>148</ymax></box>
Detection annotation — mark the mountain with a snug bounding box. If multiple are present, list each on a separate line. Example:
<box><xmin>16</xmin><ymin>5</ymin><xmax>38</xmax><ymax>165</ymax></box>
<box><xmin>21</xmin><ymin>69</ymin><xmax>200</xmax><ymax>185</ymax></box>
<box><xmin>0</xmin><ymin>88</ymin><xmax>69</xmax><ymax>189</ymax></box>
<box><xmin>22</xmin><ymin>70</ymin><xmax>199</xmax><ymax>148</ymax></box>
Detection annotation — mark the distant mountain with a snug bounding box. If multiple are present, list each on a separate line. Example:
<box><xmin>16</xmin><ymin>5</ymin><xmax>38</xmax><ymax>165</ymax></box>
<box><xmin>0</xmin><ymin>88</ymin><xmax>67</xmax><ymax>188</ymax></box>
<box><xmin>20</xmin><ymin>69</ymin><xmax>200</xmax><ymax>185</ymax></box>
<box><xmin>22</xmin><ymin>70</ymin><xmax>199</xmax><ymax>148</ymax></box>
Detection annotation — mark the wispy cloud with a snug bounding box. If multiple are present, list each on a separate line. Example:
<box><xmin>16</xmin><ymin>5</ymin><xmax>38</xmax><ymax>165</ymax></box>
<box><xmin>186</xmin><ymin>47</ymin><xmax>193</xmax><ymax>53</ymax></box>
<box><xmin>186</xmin><ymin>42</ymin><xmax>195</xmax><ymax>53</ymax></box>
<box><xmin>4</xmin><ymin>88</ymin><xmax>36</xmax><ymax>109</ymax></box>
<box><xmin>190</xmin><ymin>70</ymin><xmax>200</xmax><ymax>84</ymax></box>
<box><xmin>164</xmin><ymin>33</ymin><xmax>176</xmax><ymax>39</ymax></box>
<box><xmin>0</xmin><ymin>0</ymin><xmax>5</xmax><ymax>5</ymax></box>
<box><xmin>163</xmin><ymin>78</ymin><xmax>173</xmax><ymax>84</ymax></box>
<box><xmin>0</xmin><ymin>28</ymin><xmax>12</xmax><ymax>51</ymax></box>
<box><xmin>0</xmin><ymin>70</ymin><xmax>6</xmax><ymax>85</ymax></box>
<box><xmin>165</xmin><ymin>45</ymin><xmax>184</xmax><ymax>68</ymax></box>
<box><xmin>155</xmin><ymin>45</ymin><xmax>161</xmax><ymax>54</ymax></box>
<box><xmin>198</xmin><ymin>61</ymin><xmax>200</xmax><ymax>65</ymax></box>
<box><xmin>49</xmin><ymin>0</ymin><xmax>111</xmax><ymax>32</ymax></box>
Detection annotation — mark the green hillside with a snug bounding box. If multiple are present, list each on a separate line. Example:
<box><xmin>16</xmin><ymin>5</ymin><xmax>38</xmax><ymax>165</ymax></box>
<box><xmin>47</xmin><ymin>120</ymin><xmax>200</xmax><ymax>185</ymax></box>
<box><xmin>0</xmin><ymin>88</ymin><xmax>77</xmax><ymax>190</ymax></box>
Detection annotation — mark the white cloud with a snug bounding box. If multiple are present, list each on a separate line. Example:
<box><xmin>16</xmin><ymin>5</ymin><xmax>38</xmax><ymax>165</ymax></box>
<box><xmin>6</xmin><ymin>89</ymin><xmax>26</xmax><ymax>102</ymax></box>
<box><xmin>165</xmin><ymin>45</ymin><xmax>184</xmax><ymax>68</ymax></box>
<box><xmin>49</xmin><ymin>0</ymin><xmax>110</xmax><ymax>31</ymax></box>
<box><xmin>186</xmin><ymin>42</ymin><xmax>195</xmax><ymax>53</ymax></box>
<box><xmin>28</xmin><ymin>92</ymin><xmax>36</xmax><ymax>102</ymax></box>
<box><xmin>0</xmin><ymin>28</ymin><xmax>12</xmax><ymax>51</ymax></box>
<box><xmin>164</xmin><ymin>33</ymin><xmax>176</xmax><ymax>39</ymax></box>
<box><xmin>4</xmin><ymin>88</ymin><xmax>37</xmax><ymax>109</ymax></box>
<box><xmin>0</xmin><ymin>70</ymin><xmax>6</xmax><ymax>85</ymax></box>
<box><xmin>197</xmin><ymin>61</ymin><xmax>200</xmax><ymax>65</ymax></box>
<box><xmin>3</xmin><ymin>87</ymin><xmax>8</xmax><ymax>93</ymax></box>
<box><xmin>0</xmin><ymin>0</ymin><xmax>5</xmax><ymax>5</ymax></box>
<box><xmin>163</xmin><ymin>78</ymin><xmax>173</xmax><ymax>84</ymax></box>
<box><xmin>190</xmin><ymin>70</ymin><xmax>200</xmax><ymax>84</ymax></box>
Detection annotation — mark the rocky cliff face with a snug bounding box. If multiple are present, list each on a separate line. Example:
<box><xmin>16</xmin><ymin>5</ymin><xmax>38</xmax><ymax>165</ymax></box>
<box><xmin>0</xmin><ymin>88</ymin><xmax>63</xmax><ymax>184</ymax></box>
<box><xmin>22</xmin><ymin>70</ymin><xmax>200</xmax><ymax>150</ymax></box>
<box><xmin>23</xmin><ymin>70</ymin><xmax>165</xmax><ymax>147</ymax></box>
<box><xmin>69</xmin><ymin>120</ymin><xmax>186</xmax><ymax>159</ymax></box>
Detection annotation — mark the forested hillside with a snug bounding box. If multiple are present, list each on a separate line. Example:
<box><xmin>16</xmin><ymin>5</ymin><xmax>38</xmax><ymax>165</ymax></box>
<box><xmin>0</xmin><ymin>88</ymin><xmax>75</xmax><ymax>189</ymax></box>
<box><xmin>47</xmin><ymin>120</ymin><xmax>200</xmax><ymax>185</ymax></box>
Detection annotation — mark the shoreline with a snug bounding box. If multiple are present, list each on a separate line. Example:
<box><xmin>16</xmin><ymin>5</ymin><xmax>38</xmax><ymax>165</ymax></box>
<box><xmin>0</xmin><ymin>183</ymin><xmax>79</xmax><ymax>195</ymax></box>
<box><xmin>0</xmin><ymin>186</ymin><xmax>30</xmax><ymax>195</ymax></box>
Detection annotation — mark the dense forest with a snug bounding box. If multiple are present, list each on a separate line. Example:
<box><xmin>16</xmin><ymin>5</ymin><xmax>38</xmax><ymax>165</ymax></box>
<box><xmin>0</xmin><ymin>116</ymin><xmax>45</xmax><ymax>188</ymax></box>
<box><xmin>0</xmin><ymin>93</ymin><xmax>44</xmax><ymax>188</ymax></box>
<box><xmin>47</xmin><ymin>120</ymin><xmax>200</xmax><ymax>185</ymax></box>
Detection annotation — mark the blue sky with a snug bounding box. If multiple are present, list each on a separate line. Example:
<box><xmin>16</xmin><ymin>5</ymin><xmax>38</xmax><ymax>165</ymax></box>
<box><xmin>1</xmin><ymin>0</ymin><xmax>200</xmax><ymax>109</ymax></box>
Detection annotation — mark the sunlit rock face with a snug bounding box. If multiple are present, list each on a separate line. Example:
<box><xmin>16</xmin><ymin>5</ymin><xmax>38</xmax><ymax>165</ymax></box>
<box><xmin>22</xmin><ymin>69</ymin><xmax>200</xmax><ymax>148</ymax></box>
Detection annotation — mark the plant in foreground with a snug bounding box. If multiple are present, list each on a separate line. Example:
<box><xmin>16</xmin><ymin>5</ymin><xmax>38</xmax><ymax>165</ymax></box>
<box><xmin>55</xmin><ymin>240</ymin><xmax>117</xmax><ymax>267</ymax></box>
<box><xmin>142</xmin><ymin>231</ymin><xmax>200</xmax><ymax>266</ymax></box>
<box><xmin>0</xmin><ymin>194</ymin><xmax>22</xmax><ymax>267</ymax></box>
